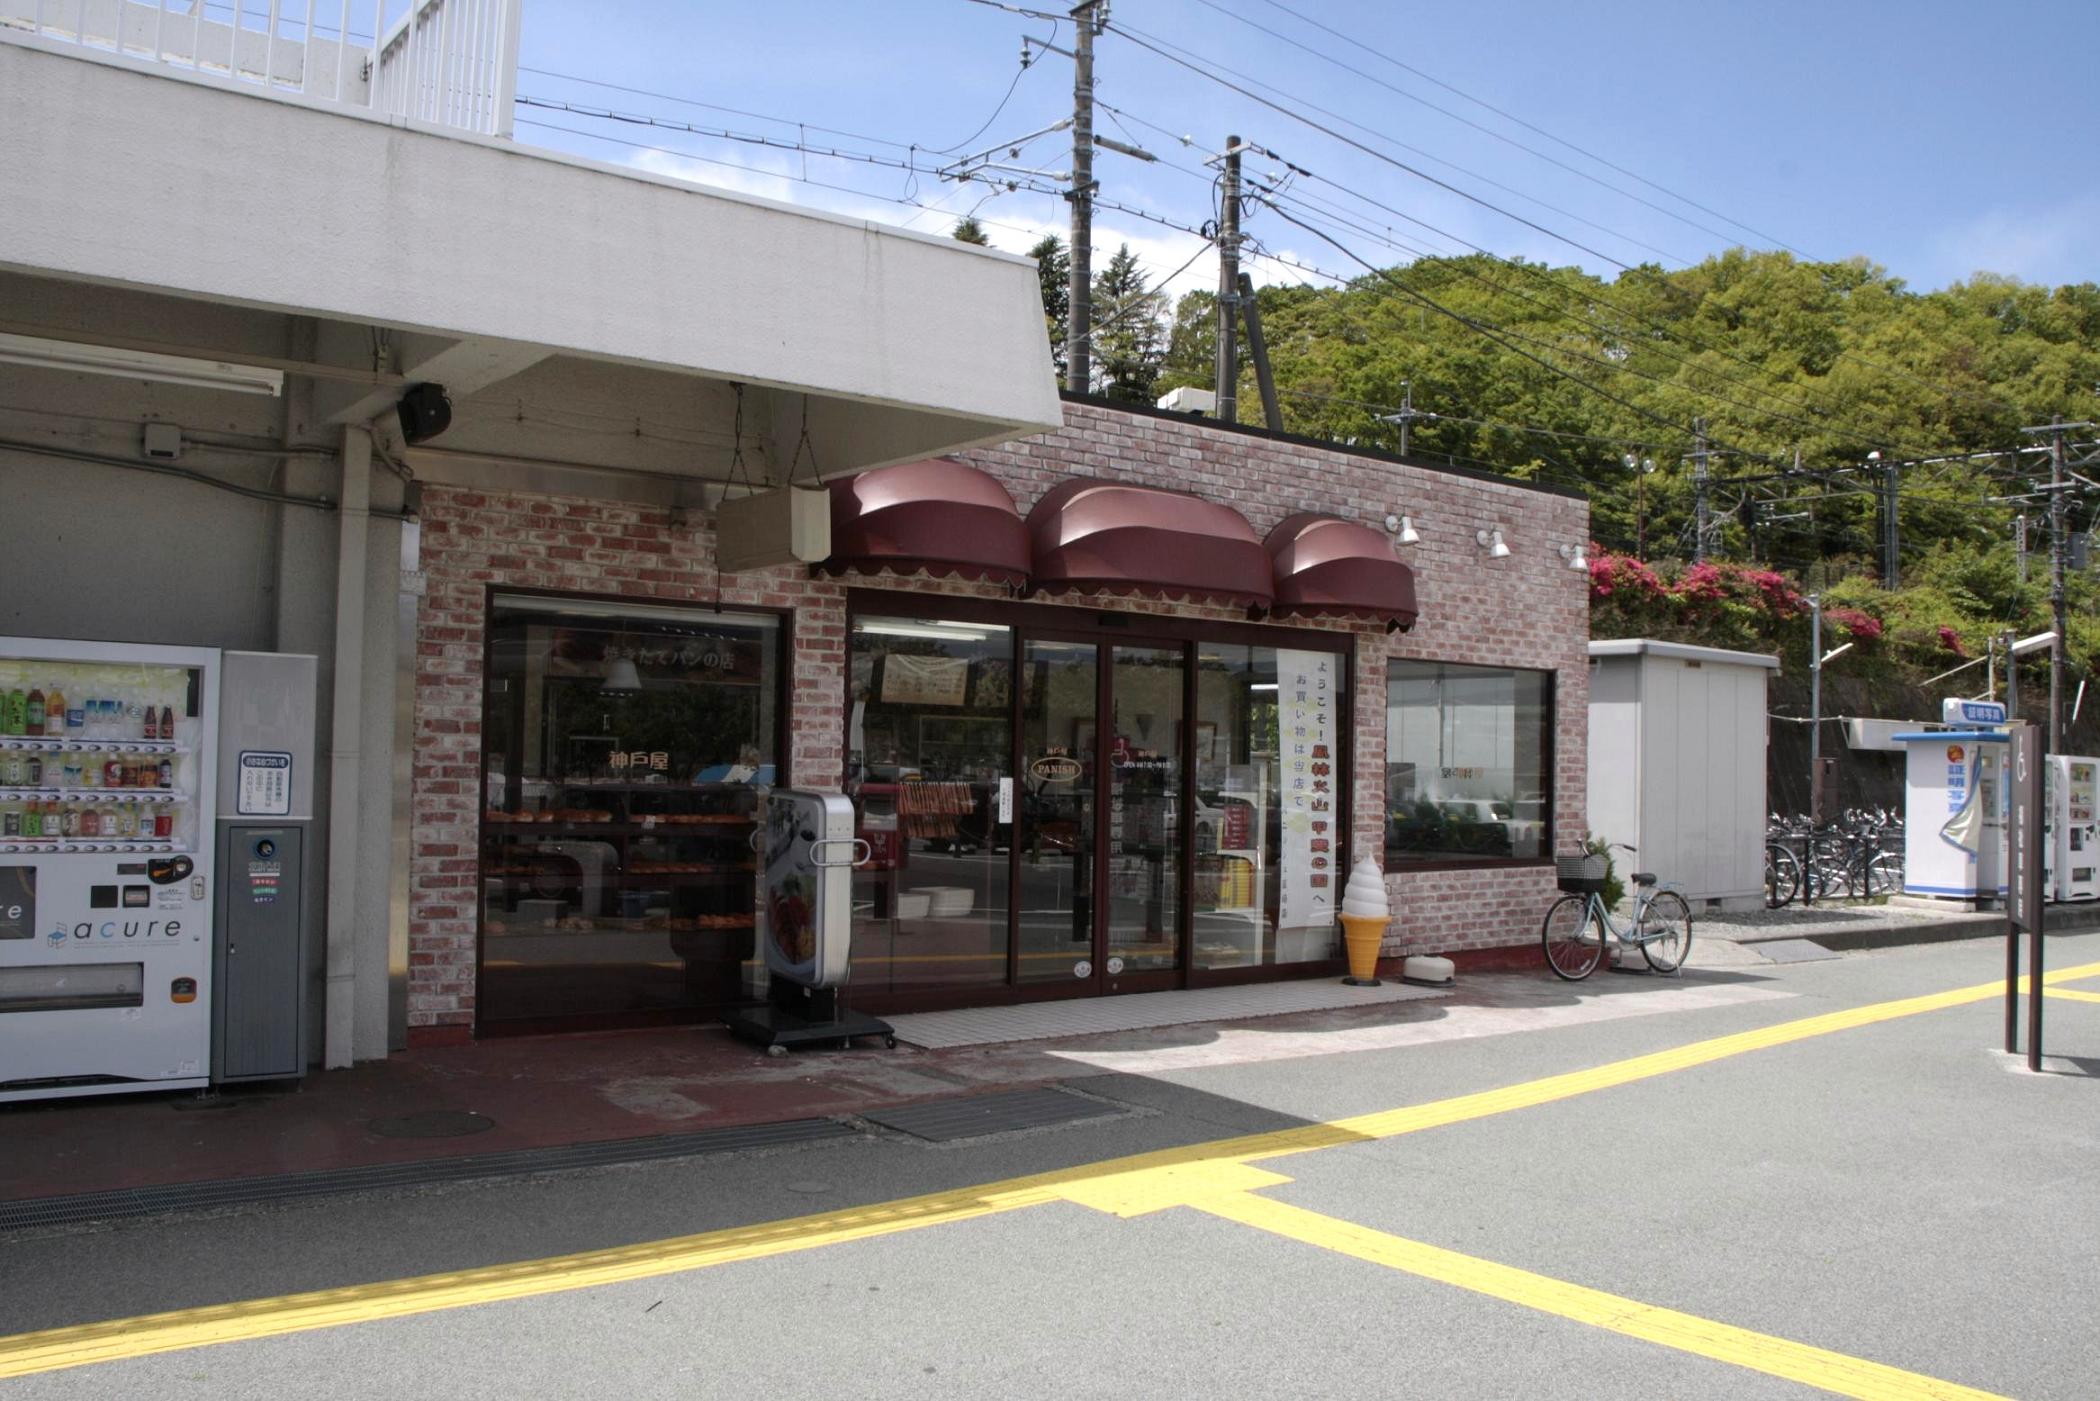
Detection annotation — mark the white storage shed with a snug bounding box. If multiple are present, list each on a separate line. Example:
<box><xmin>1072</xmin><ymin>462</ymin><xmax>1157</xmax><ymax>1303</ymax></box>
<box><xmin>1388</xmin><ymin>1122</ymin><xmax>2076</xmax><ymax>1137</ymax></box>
<box><xmin>1587</xmin><ymin>639</ymin><xmax>1779</xmax><ymax>911</ymax></box>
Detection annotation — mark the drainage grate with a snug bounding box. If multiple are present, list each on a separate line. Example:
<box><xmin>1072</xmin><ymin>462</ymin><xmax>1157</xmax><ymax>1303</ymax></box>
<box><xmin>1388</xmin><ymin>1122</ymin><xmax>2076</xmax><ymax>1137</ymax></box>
<box><xmin>0</xmin><ymin>1117</ymin><xmax>856</xmax><ymax>1232</ymax></box>
<box><xmin>863</xmin><ymin>1087</ymin><xmax>1127</xmax><ymax>1142</ymax></box>
<box><xmin>1754</xmin><ymin>939</ymin><xmax>1841</xmax><ymax>964</ymax></box>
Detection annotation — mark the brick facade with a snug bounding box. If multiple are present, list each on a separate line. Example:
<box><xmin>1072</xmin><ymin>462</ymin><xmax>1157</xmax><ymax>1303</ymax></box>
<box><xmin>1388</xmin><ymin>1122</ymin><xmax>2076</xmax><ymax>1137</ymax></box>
<box><xmin>406</xmin><ymin>400</ymin><xmax>1589</xmax><ymax>1032</ymax></box>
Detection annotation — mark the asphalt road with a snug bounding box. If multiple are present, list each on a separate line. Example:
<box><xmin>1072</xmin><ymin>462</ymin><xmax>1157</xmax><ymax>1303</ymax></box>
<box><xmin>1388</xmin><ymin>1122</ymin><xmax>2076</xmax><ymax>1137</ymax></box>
<box><xmin>4</xmin><ymin>932</ymin><xmax>2098</xmax><ymax>1398</ymax></box>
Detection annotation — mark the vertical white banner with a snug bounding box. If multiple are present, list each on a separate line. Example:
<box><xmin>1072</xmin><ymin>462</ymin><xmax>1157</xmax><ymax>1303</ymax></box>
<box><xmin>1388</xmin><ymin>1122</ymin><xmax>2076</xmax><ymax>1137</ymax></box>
<box><xmin>1276</xmin><ymin>649</ymin><xmax>1338</xmax><ymax>929</ymax></box>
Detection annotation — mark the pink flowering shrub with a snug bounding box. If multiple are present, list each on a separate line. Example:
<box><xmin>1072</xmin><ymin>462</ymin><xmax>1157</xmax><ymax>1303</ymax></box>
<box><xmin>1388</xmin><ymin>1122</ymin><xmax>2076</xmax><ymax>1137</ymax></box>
<box><xmin>1825</xmin><ymin>606</ymin><xmax>1883</xmax><ymax>642</ymax></box>
<box><xmin>1937</xmin><ymin>625</ymin><xmax>1966</xmax><ymax>656</ymax></box>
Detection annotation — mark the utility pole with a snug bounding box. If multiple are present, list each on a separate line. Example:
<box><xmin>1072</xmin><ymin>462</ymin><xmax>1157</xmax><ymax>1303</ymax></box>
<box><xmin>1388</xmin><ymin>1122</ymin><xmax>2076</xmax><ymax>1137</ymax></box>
<box><xmin>1807</xmin><ymin>592</ymin><xmax>1823</xmax><ymax>902</ymax></box>
<box><xmin>1064</xmin><ymin>0</ymin><xmax>1101</xmax><ymax>395</ymax></box>
<box><xmin>1212</xmin><ymin>134</ymin><xmax>1241</xmax><ymax>422</ymax></box>
<box><xmin>2016</xmin><ymin>514</ymin><xmax>2029</xmax><ymax>582</ymax></box>
<box><xmin>1877</xmin><ymin>451</ymin><xmax>1900</xmax><ymax>589</ymax></box>
<box><xmin>2022</xmin><ymin>419</ymin><xmax>2093</xmax><ymax>754</ymax></box>
<box><xmin>1379</xmin><ymin>382</ymin><xmax>1435</xmax><ymax>460</ymax></box>
<box><xmin>1690</xmin><ymin>419</ymin><xmax>1713</xmax><ymax>561</ymax></box>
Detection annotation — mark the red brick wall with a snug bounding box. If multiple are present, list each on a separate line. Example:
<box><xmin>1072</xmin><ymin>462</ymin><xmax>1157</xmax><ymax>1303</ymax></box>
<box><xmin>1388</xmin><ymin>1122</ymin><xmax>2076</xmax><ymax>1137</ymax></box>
<box><xmin>406</xmin><ymin>401</ymin><xmax>1589</xmax><ymax>1030</ymax></box>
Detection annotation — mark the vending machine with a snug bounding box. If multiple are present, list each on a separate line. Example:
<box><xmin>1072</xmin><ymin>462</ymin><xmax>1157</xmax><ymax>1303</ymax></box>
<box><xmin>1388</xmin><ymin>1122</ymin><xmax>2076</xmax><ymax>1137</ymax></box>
<box><xmin>2046</xmin><ymin>756</ymin><xmax>2098</xmax><ymax>902</ymax></box>
<box><xmin>0</xmin><ymin>636</ymin><xmax>219</xmax><ymax>1101</ymax></box>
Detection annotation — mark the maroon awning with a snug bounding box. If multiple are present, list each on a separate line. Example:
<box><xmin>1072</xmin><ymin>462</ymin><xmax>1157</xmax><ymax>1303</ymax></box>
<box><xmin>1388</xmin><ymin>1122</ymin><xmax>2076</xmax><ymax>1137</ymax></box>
<box><xmin>1265</xmin><ymin>513</ymin><xmax>1419</xmax><ymax>632</ymax></box>
<box><xmin>1025</xmin><ymin>478</ymin><xmax>1274</xmax><ymax>609</ymax></box>
<box><xmin>817</xmin><ymin>458</ymin><xmax>1030</xmax><ymax>585</ymax></box>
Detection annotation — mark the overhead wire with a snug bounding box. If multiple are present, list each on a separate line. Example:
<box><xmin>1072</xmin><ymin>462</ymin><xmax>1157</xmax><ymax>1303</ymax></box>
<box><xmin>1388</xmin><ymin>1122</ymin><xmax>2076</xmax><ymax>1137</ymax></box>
<box><xmin>1243</xmin><ymin>0</ymin><xmax>1809</xmax><ymax>257</ymax></box>
<box><xmin>1104</xmin><ymin>19</ymin><xmax>1671</xmax><ymax>271</ymax></box>
<box><xmin>1187</xmin><ymin>0</ymin><xmax>1779</xmax><ymax>257</ymax></box>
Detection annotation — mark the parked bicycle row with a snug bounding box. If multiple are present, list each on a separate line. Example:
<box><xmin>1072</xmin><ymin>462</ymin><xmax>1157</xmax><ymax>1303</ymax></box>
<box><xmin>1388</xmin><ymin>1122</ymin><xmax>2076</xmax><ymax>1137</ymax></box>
<box><xmin>1765</xmin><ymin>808</ymin><xmax>1905</xmax><ymax>907</ymax></box>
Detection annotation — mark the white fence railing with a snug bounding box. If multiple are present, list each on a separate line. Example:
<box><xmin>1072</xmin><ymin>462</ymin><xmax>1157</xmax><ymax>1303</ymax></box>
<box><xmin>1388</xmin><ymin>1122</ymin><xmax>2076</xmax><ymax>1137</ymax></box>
<box><xmin>0</xmin><ymin>0</ymin><xmax>519</xmax><ymax>137</ymax></box>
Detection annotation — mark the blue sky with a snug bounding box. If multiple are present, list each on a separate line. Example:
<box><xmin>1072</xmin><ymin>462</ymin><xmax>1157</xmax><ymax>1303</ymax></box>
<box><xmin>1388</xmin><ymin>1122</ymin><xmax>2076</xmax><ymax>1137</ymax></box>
<box><xmin>514</xmin><ymin>0</ymin><xmax>2099</xmax><ymax>301</ymax></box>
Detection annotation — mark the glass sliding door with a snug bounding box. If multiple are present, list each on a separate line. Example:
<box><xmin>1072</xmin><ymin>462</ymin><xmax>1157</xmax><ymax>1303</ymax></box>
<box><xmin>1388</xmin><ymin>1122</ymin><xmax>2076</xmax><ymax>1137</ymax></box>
<box><xmin>845</xmin><ymin>617</ymin><xmax>1015</xmax><ymax>996</ymax></box>
<box><xmin>1104</xmin><ymin>644</ymin><xmax>1184</xmax><ymax>978</ymax></box>
<box><xmin>1016</xmin><ymin>638</ymin><xmax>1097</xmax><ymax>985</ymax></box>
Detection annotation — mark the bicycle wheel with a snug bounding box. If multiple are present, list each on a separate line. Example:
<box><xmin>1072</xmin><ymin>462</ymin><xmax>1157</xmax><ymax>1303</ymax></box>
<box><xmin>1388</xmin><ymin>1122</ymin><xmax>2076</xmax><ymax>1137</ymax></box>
<box><xmin>1863</xmin><ymin>849</ymin><xmax>1903</xmax><ymax>897</ymax></box>
<box><xmin>1764</xmin><ymin>843</ymin><xmax>1800</xmax><ymax>908</ymax></box>
<box><xmin>1639</xmin><ymin>891</ymin><xmax>1693</xmax><ymax>973</ymax></box>
<box><xmin>1541</xmin><ymin>894</ymin><xmax>1603</xmax><ymax>981</ymax></box>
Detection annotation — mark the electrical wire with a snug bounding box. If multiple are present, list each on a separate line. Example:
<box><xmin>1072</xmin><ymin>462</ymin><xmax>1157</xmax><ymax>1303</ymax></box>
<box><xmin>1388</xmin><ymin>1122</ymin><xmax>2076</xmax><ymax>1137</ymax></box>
<box><xmin>1105</xmin><ymin>19</ymin><xmax>1666</xmax><ymax>271</ymax></box>
<box><xmin>932</xmin><ymin>23</ymin><xmax>1049</xmax><ymax>154</ymax></box>
<box><xmin>0</xmin><ymin>439</ymin><xmax>415</xmax><ymax>517</ymax></box>
<box><xmin>1188</xmin><ymin>0</ymin><xmax>1781</xmax><ymax>257</ymax></box>
<box><xmin>1244</xmin><ymin>0</ymin><xmax>1809</xmax><ymax>258</ymax></box>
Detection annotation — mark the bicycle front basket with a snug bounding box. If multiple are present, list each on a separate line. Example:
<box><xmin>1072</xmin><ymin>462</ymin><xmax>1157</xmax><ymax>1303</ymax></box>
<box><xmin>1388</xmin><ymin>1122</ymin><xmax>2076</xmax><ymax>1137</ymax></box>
<box><xmin>1556</xmin><ymin>853</ymin><xmax>1609</xmax><ymax>894</ymax></box>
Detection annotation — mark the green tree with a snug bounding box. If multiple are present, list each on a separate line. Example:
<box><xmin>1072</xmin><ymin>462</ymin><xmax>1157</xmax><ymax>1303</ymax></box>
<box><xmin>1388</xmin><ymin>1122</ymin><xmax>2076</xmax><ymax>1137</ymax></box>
<box><xmin>950</xmin><ymin>216</ymin><xmax>990</xmax><ymax>246</ymax></box>
<box><xmin>1027</xmin><ymin>233</ymin><xmax>1069</xmax><ymax>381</ymax></box>
<box><xmin>1090</xmin><ymin>243</ymin><xmax>1167</xmax><ymax>403</ymax></box>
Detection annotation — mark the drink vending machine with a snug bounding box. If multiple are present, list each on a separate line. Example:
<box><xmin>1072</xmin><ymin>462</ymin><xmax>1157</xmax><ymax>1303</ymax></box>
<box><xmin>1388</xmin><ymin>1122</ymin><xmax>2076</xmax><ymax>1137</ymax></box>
<box><xmin>0</xmin><ymin>637</ymin><xmax>219</xmax><ymax>1101</ymax></box>
<box><xmin>0</xmin><ymin>638</ymin><xmax>316</xmax><ymax>1101</ymax></box>
<box><xmin>2045</xmin><ymin>756</ymin><xmax>2098</xmax><ymax>902</ymax></box>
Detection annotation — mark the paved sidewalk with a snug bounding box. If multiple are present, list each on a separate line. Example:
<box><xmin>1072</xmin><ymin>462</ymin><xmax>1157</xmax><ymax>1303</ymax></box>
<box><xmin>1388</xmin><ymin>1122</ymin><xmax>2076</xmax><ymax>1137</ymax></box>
<box><xmin>1</xmin><ymin>961</ymin><xmax>1768</xmax><ymax>1209</ymax></box>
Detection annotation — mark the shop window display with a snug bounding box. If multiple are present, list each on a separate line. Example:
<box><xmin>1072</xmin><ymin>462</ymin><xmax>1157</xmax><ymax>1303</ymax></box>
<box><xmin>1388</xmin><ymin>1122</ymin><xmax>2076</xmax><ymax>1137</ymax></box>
<box><xmin>478</xmin><ymin>594</ymin><xmax>782</xmax><ymax>1032</ymax></box>
<box><xmin>1384</xmin><ymin>659</ymin><xmax>1551</xmax><ymax>864</ymax></box>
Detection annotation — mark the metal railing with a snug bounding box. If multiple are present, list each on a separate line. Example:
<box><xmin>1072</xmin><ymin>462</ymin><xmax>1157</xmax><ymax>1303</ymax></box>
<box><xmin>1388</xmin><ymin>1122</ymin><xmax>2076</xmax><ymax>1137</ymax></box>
<box><xmin>0</xmin><ymin>0</ymin><xmax>519</xmax><ymax>137</ymax></box>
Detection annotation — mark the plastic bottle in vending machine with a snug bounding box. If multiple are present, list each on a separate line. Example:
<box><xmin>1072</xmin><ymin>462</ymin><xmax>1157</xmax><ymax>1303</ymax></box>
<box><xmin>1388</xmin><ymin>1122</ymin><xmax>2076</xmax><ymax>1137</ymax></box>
<box><xmin>1</xmin><ymin>687</ymin><xmax>22</xmax><ymax>735</ymax></box>
<box><xmin>25</xmin><ymin>688</ymin><xmax>45</xmax><ymax>735</ymax></box>
<box><xmin>44</xmin><ymin>685</ymin><xmax>65</xmax><ymax>737</ymax></box>
<box><xmin>79</xmin><ymin>805</ymin><xmax>100</xmax><ymax>838</ymax></box>
<box><xmin>158</xmin><ymin>705</ymin><xmax>174</xmax><ymax>742</ymax></box>
<box><xmin>158</xmin><ymin>757</ymin><xmax>173</xmax><ymax>788</ymax></box>
<box><xmin>1</xmin><ymin>799</ymin><xmax>20</xmax><ymax>838</ymax></box>
<box><xmin>19</xmin><ymin>800</ymin><xmax>40</xmax><ymax>839</ymax></box>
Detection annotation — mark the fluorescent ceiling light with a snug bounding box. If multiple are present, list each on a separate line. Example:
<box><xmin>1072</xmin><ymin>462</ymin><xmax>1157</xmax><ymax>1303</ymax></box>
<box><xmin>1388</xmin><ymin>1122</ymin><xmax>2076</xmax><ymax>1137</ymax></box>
<box><xmin>1249</xmin><ymin>682</ymin><xmax>1279</xmax><ymax>692</ymax></box>
<box><xmin>0</xmin><ymin>331</ymin><xmax>284</xmax><ymax>397</ymax></box>
<box><xmin>856</xmin><ymin>621</ymin><xmax>994</xmax><ymax>642</ymax></box>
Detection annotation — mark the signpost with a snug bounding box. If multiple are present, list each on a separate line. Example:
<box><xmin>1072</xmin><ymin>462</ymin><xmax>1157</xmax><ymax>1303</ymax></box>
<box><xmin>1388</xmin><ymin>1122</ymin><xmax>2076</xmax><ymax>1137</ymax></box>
<box><xmin>2005</xmin><ymin>724</ymin><xmax>2046</xmax><ymax>1070</ymax></box>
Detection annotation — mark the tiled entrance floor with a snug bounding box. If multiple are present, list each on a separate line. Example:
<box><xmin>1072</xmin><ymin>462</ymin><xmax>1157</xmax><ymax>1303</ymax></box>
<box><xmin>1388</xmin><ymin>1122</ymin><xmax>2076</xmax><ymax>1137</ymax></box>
<box><xmin>886</xmin><ymin>979</ymin><xmax>1450</xmax><ymax>1049</ymax></box>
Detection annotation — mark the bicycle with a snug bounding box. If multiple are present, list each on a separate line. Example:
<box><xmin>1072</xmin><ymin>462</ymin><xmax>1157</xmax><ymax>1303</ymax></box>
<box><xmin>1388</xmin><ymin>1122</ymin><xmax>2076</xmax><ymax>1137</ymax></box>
<box><xmin>1541</xmin><ymin>847</ymin><xmax>1692</xmax><ymax>980</ymax></box>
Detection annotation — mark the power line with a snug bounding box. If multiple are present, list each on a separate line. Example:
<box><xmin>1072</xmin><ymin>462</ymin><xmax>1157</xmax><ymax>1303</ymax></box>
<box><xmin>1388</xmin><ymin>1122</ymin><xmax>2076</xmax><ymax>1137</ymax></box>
<box><xmin>1256</xmin><ymin>200</ymin><xmax>1743</xmax><ymax>454</ymax></box>
<box><xmin>517</xmin><ymin>66</ymin><xmax>919</xmax><ymax>152</ymax></box>
<box><xmin>1244</xmin><ymin>0</ymin><xmax>1810</xmax><ymax>258</ymax></box>
<box><xmin>1186</xmin><ymin>0</ymin><xmax>1780</xmax><ymax>258</ymax></box>
<box><xmin>1103</xmin><ymin>20</ymin><xmax>1665</xmax><ymax>272</ymax></box>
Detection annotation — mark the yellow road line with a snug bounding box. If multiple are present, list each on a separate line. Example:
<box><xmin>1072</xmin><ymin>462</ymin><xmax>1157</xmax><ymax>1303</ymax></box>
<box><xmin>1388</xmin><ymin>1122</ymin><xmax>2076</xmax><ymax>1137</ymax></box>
<box><xmin>2045</xmin><ymin>987</ymin><xmax>2100</xmax><ymax>1004</ymax></box>
<box><xmin>4</xmin><ymin>959</ymin><xmax>2096</xmax><ymax>1381</ymax></box>
<box><xmin>1197</xmin><ymin>1193</ymin><xmax>2009</xmax><ymax>1401</ymax></box>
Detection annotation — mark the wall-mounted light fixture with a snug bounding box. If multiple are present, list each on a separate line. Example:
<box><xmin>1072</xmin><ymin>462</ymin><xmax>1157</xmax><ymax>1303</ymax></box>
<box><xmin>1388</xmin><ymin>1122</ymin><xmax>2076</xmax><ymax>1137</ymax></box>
<box><xmin>1476</xmin><ymin>527</ymin><xmax>1510</xmax><ymax>559</ymax></box>
<box><xmin>1558</xmin><ymin>542</ymin><xmax>1589</xmax><ymax>572</ymax></box>
<box><xmin>1384</xmin><ymin>512</ymin><xmax>1420</xmax><ymax>545</ymax></box>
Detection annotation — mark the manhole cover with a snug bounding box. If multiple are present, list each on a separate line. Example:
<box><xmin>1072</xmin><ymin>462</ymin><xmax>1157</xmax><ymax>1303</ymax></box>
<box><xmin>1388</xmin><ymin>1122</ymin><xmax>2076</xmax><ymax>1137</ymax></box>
<box><xmin>367</xmin><ymin>1110</ymin><xmax>497</xmax><ymax>1139</ymax></box>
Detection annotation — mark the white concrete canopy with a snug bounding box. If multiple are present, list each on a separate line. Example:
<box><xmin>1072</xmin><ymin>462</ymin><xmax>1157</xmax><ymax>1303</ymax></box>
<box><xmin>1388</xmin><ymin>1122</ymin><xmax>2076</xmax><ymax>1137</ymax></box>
<box><xmin>0</xmin><ymin>39</ymin><xmax>1062</xmax><ymax>481</ymax></box>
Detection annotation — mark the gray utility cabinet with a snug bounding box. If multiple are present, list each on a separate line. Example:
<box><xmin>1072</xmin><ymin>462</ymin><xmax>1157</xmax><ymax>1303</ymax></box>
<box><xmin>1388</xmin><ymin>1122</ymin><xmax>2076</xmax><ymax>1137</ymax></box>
<box><xmin>212</xmin><ymin>651</ymin><xmax>317</xmax><ymax>1083</ymax></box>
<box><xmin>213</xmin><ymin>824</ymin><xmax>305</xmax><ymax>1080</ymax></box>
<box><xmin>1587</xmin><ymin>640</ymin><xmax>1778</xmax><ymax>912</ymax></box>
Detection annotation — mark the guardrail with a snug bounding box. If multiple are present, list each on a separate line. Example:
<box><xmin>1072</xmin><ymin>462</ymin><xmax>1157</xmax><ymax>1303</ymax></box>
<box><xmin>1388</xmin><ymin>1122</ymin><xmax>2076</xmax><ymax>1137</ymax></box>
<box><xmin>0</xmin><ymin>0</ymin><xmax>519</xmax><ymax>136</ymax></box>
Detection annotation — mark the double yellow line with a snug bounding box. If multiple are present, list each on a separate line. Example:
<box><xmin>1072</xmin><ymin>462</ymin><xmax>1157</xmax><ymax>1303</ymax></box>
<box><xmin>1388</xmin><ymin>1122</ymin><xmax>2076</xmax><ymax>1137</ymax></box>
<box><xmin>3</xmin><ymin>960</ymin><xmax>2095</xmax><ymax>1390</ymax></box>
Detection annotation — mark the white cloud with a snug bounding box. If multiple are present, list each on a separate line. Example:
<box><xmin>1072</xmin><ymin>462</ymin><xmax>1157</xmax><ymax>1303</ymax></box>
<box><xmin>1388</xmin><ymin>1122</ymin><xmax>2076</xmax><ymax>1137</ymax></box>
<box><xmin>1927</xmin><ymin>195</ymin><xmax>2100</xmax><ymax>289</ymax></box>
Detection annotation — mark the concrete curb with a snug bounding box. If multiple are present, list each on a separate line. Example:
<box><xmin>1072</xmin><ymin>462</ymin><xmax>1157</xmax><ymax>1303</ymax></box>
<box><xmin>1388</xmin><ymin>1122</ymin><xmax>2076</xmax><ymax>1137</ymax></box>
<box><xmin>1722</xmin><ymin>902</ymin><xmax>2100</xmax><ymax>954</ymax></box>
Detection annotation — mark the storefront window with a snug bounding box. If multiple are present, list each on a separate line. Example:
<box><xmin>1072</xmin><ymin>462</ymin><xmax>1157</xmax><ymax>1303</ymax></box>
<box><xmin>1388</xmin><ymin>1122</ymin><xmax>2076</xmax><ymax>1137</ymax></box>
<box><xmin>1192</xmin><ymin>644</ymin><xmax>1344</xmax><ymax>969</ymax></box>
<box><xmin>478</xmin><ymin>594</ymin><xmax>782</xmax><ymax>1032</ymax></box>
<box><xmin>847</xmin><ymin>617</ymin><xmax>1014</xmax><ymax>994</ymax></box>
<box><xmin>1384</xmin><ymin>659</ymin><xmax>1551</xmax><ymax>864</ymax></box>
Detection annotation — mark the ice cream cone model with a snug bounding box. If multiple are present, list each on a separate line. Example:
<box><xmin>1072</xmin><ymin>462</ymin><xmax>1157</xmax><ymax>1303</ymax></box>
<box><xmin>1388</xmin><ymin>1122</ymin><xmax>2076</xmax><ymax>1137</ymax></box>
<box><xmin>1339</xmin><ymin>858</ymin><xmax>1389</xmax><ymax>986</ymax></box>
